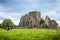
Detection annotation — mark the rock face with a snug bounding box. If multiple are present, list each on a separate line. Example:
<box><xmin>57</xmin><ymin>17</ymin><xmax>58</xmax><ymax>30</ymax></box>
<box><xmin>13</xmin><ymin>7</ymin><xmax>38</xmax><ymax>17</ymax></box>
<box><xmin>19</xmin><ymin>11</ymin><xmax>58</xmax><ymax>29</ymax></box>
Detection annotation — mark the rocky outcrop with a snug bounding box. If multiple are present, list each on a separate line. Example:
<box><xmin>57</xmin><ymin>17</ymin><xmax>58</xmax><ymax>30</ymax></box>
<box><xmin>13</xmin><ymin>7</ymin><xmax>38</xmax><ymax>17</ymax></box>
<box><xmin>19</xmin><ymin>11</ymin><xmax>58</xmax><ymax>29</ymax></box>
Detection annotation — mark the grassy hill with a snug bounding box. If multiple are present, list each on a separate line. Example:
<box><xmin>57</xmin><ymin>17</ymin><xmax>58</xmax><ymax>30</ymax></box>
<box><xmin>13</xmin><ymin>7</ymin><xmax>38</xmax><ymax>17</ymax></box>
<box><xmin>0</xmin><ymin>28</ymin><xmax>60</xmax><ymax>40</ymax></box>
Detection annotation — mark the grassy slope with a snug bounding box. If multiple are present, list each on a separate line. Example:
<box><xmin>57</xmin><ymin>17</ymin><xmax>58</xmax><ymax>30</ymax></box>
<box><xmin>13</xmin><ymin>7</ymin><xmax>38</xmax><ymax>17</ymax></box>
<box><xmin>0</xmin><ymin>28</ymin><xmax>60</xmax><ymax>40</ymax></box>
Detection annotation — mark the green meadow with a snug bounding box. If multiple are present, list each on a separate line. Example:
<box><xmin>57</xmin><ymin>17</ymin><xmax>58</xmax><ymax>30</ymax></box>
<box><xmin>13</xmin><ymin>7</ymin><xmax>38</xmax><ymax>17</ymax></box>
<box><xmin>0</xmin><ymin>28</ymin><xmax>60</xmax><ymax>40</ymax></box>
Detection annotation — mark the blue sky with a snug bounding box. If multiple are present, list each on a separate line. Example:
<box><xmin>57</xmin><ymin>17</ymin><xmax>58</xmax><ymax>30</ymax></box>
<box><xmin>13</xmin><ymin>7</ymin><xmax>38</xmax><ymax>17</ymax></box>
<box><xmin>0</xmin><ymin>0</ymin><xmax>60</xmax><ymax>25</ymax></box>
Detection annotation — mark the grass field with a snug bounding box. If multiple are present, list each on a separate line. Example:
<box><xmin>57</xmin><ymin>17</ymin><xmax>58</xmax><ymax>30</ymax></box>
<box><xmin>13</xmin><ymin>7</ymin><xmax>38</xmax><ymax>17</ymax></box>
<box><xmin>0</xmin><ymin>28</ymin><xmax>60</xmax><ymax>40</ymax></box>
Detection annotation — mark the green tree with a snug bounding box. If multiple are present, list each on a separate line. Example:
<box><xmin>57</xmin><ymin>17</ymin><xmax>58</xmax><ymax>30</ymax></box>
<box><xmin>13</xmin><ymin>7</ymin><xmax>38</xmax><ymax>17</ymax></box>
<box><xmin>2</xmin><ymin>19</ymin><xmax>14</xmax><ymax>28</ymax></box>
<box><xmin>0</xmin><ymin>24</ymin><xmax>2</xmax><ymax>28</ymax></box>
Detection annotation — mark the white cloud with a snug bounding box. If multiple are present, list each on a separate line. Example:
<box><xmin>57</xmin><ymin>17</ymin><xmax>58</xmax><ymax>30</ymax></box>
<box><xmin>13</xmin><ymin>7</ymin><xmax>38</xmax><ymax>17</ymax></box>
<box><xmin>0</xmin><ymin>20</ymin><xmax>3</xmax><ymax>24</ymax></box>
<box><xmin>0</xmin><ymin>12</ymin><xmax>5</xmax><ymax>16</ymax></box>
<box><xmin>12</xmin><ymin>20</ymin><xmax>20</xmax><ymax>25</ymax></box>
<box><xmin>0</xmin><ymin>4</ymin><xmax>25</xmax><ymax>25</ymax></box>
<box><xmin>44</xmin><ymin>10</ymin><xmax>60</xmax><ymax>19</ymax></box>
<box><xmin>45</xmin><ymin>10</ymin><xmax>58</xmax><ymax>17</ymax></box>
<box><xmin>0</xmin><ymin>11</ymin><xmax>23</xmax><ymax>25</ymax></box>
<box><xmin>57</xmin><ymin>21</ymin><xmax>60</xmax><ymax>26</ymax></box>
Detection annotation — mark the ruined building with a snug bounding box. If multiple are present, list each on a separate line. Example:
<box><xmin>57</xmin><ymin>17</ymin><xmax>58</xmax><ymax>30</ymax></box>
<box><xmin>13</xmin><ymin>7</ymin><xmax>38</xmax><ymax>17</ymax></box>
<box><xmin>19</xmin><ymin>11</ymin><xmax>58</xmax><ymax>29</ymax></box>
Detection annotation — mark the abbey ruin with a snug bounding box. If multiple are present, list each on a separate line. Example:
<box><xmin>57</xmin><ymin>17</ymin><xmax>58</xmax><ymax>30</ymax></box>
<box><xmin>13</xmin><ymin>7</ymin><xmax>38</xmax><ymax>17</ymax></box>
<box><xmin>19</xmin><ymin>11</ymin><xmax>58</xmax><ymax>29</ymax></box>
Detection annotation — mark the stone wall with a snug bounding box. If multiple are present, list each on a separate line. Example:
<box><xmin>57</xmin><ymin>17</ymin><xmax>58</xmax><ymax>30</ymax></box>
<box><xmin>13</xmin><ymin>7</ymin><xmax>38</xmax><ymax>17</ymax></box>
<box><xmin>19</xmin><ymin>11</ymin><xmax>58</xmax><ymax>29</ymax></box>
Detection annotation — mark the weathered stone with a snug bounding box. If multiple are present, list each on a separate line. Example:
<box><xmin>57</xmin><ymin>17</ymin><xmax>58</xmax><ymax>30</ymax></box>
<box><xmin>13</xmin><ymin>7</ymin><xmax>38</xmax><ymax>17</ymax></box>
<box><xmin>49</xmin><ymin>20</ymin><xmax>58</xmax><ymax>29</ymax></box>
<box><xmin>40</xmin><ymin>18</ymin><xmax>44</xmax><ymax>25</ymax></box>
<box><xmin>29</xmin><ymin>11</ymin><xmax>41</xmax><ymax>21</ymax></box>
<box><xmin>19</xmin><ymin>11</ymin><xmax>58</xmax><ymax>29</ymax></box>
<box><xmin>45</xmin><ymin>15</ymin><xmax>58</xmax><ymax>29</ymax></box>
<box><xmin>45</xmin><ymin>15</ymin><xmax>51</xmax><ymax>28</ymax></box>
<box><xmin>19</xmin><ymin>11</ymin><xmax>41</xmax><ymax>28</ymax></box>
<box><xmin>41</xmin><ymin>23</ymin><xmax>47</xmax><ymax>28</ymax></box>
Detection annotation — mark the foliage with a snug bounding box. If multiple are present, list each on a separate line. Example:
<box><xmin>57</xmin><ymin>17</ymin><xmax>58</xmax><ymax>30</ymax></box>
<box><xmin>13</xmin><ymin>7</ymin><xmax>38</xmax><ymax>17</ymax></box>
<box><xmin>0</xmin><ymin>24</ymin><xmax>2</xmax><ymax>28</ymax></box>
<box><xmin>1</xmin><ymin>19</ymin><xmax>14</xmax><ymax>28</ymax></box>
<box><xmin>0</xmin><ymin>28</ymin><xmax>60</xmax><ymax>40</ymax></box>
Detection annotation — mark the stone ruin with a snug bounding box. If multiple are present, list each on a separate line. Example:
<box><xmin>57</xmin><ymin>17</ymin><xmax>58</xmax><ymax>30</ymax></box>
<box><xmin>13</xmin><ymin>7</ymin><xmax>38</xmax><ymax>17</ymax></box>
<box><xmin>19</xmin><ymin>11</ymin><xmax>58</xmax><ymax>29</ymax></box>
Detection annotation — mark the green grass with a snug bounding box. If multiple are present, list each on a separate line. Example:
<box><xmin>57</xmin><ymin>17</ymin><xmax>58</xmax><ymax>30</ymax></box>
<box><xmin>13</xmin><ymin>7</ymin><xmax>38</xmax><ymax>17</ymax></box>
<box><xmin>0</xmin><ymin>28</ymin><xmax>60</xmax><ymax>40</ymax></box>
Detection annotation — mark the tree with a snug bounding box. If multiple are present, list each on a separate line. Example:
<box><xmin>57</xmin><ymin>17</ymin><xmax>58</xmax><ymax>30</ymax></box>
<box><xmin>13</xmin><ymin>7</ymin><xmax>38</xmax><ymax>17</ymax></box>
<box><xmin>2</xmin><ymin>19</ymin><xmax>14</xmax><ymax>30</ymax></box>
<box><xmin>0</xmin><ymin>24</ymin><xmax>2</xmax><ymax>28</ymax></box>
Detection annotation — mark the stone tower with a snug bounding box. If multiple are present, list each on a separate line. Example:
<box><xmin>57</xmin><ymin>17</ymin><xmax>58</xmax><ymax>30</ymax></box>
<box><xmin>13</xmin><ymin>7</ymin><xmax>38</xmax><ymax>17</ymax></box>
<box><xmin>19</xmin><ymin>11</ymin><xmax>41</xmax><ymax>28</ymax></box>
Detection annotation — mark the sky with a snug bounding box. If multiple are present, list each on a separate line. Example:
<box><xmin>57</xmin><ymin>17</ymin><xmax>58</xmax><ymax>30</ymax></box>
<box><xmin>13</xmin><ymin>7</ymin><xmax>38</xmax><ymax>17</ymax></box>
<box><xmin>0</xmin><ymin>0</ymin><xmax>60</xmax><ymax>25</ymax></box>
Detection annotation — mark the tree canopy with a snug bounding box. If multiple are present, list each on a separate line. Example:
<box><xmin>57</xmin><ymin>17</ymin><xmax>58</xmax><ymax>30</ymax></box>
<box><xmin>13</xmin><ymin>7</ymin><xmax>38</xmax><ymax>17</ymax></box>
<box><xmin>2</xmin><ymin>19</ymin><xmax>14</xmax><ymax>28</ymax></box>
